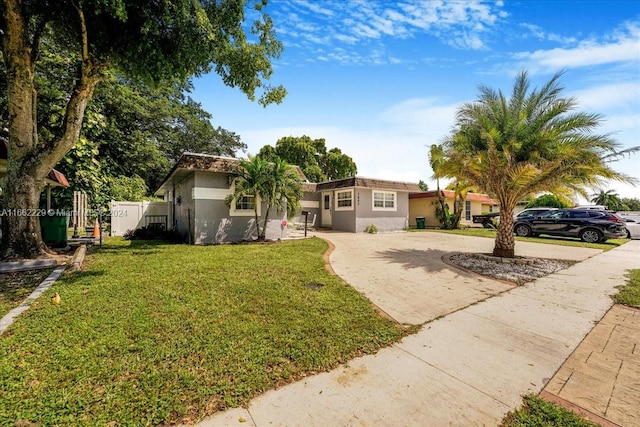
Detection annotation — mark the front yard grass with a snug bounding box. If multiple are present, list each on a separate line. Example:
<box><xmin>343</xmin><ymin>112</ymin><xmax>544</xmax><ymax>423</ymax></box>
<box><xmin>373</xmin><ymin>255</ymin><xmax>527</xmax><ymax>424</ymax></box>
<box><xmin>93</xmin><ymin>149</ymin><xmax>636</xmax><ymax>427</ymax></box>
<box><xmin>614</xmin><ymin>269</ymin><xmax>640</xmax><ymax>308</ymax></box>
<box><xmin>0</xmin><ymin>268</ymin><xmax>54</xmax><ymax>315</ymax></box>
<box><xmin>0</xmin><ymin>237</ymin><xmax>407</xmax><ymax>426</ymax></box>
<box><xmin>422</xmin><ymin>228</ymin><xmax>627</xmax><ymax>251</ymax></box>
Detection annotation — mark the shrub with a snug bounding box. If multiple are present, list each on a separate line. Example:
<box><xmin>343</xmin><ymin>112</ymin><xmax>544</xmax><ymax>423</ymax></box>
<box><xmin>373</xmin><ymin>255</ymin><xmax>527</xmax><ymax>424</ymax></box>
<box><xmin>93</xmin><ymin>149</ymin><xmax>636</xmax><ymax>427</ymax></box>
<box><xmin>365</xmin><ymin>224</ymin><xmax>378</xmax><ymax>234</ymax></box>
<box><xmin>123</xmin><ymin>226</ymin><xmax>181</xmax><ymax>241</ymax></box>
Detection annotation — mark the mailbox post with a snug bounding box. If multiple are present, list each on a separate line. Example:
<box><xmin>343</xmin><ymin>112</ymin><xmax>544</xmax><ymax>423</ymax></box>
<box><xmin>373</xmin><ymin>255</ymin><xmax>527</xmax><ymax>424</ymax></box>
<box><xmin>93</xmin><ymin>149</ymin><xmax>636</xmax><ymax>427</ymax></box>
<box><xmin>301</xmin><ymin>210</ymin><xmax>309</xmax><ymax>237</ymax></box>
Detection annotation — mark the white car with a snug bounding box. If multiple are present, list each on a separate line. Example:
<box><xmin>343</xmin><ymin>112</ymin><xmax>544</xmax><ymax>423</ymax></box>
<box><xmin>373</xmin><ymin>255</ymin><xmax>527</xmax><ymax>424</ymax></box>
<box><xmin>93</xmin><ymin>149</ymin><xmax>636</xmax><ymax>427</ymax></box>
<box><xmin>620</xmin><ymin>215</ymin><xmax>640</xmax><ymax>239</ymax></box>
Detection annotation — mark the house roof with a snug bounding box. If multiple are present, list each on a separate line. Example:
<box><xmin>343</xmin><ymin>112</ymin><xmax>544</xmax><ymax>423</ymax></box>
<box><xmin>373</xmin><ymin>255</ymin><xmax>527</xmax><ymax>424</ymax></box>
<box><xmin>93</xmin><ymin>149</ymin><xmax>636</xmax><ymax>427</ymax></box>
<box><xmin>410</xmin><ymin>190</ymin><xmax>499</xmax><ymax>205</ymax></box>
<box><xmin>315</xmin><ymin>176</ymin><xmax>421</xmax><ymax>193</ymax></box>
<box><xmin>155</xmin><ymin>152</ymin><xmax>308</xmax><ymax>195</ymax></box>
<box><xmin>0</xmin><ymin>139</ymin><xmax>69</xmax><ymax>187</ymax></box>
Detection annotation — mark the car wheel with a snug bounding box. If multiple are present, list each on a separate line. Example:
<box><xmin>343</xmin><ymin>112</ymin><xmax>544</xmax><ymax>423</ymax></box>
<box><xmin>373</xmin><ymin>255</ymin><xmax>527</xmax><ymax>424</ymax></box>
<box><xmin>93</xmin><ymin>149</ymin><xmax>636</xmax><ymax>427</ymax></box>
<box><xmin>514</xmin><ymin>224</ymin><xmax>532</xmax><ymax>237</ymax></box>
<box><xmin>580</xmin><ymin>228</ymin><xmax>603</xmax><ymax>243</ymax></box>
<box><xmin>626</xmin><ymin>228</ymin><xmax>632</xmax><ymax>239</ymax></box>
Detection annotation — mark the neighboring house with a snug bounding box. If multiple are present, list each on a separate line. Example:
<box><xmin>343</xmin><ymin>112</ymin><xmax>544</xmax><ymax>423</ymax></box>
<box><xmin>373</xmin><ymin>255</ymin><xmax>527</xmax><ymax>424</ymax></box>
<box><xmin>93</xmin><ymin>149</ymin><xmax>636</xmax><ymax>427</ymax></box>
<box><xmin>301</xmin><ymin>177</ymin><xmax>421</xmax><ymax>233</ymax></box>
<box><xmin>154</xmin><ymin>153</ymin><xmax>305</xmax><ymax>244</ymax></box>
<box><xmin>409</xmin><ymin>190</ymin><xmax>500</xmax><ymax>228</ymax></box>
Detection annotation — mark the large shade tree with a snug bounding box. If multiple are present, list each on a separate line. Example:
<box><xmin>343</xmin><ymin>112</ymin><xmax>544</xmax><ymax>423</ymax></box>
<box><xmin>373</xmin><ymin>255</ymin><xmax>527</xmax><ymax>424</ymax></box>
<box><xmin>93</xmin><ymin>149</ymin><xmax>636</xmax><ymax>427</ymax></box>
<box><xmin>0</xmin><ymin>0</ymin><xmax>285</xmax><ymax>259</ymax></box>
<box><xmin>438</xmin><ymin>71</ymin><xmax>634</xmax><ymax>257</ymax></box>
<box><xmin>257</xmin><ymin>135</ymin><xmax>357</xmax><ymax>182</ymax></box>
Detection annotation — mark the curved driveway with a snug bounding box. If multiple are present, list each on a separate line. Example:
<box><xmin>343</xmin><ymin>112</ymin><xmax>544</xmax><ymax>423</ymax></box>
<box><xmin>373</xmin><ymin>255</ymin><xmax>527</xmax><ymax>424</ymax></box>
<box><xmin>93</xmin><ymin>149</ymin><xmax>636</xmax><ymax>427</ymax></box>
<box><xmin>197</xmin><ymin>233</ymin><xmax>637</xmax><ymax>427</ymax></box>
<box><xmin>322</xmin><ymin>231</ymin><xmax>600</xmax><ymax>325</ymax></box>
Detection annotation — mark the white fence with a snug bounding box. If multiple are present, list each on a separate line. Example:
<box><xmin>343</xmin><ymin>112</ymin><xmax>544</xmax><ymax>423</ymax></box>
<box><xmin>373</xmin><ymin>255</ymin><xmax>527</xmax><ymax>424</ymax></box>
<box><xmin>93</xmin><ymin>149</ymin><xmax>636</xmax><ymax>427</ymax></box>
<box><xmin>110</xmin><ymin>201</ymin><xmax>169</xmax><ymax>236</ymax></box>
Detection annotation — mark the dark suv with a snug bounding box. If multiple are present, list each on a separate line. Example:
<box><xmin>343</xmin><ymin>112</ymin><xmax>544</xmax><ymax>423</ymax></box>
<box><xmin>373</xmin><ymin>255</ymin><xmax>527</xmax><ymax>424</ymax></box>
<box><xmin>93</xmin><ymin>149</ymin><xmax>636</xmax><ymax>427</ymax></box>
<box><xmin>513</xmin><ymin>208</ymin><xmax>627</xmax><ymax>243</ymax></box>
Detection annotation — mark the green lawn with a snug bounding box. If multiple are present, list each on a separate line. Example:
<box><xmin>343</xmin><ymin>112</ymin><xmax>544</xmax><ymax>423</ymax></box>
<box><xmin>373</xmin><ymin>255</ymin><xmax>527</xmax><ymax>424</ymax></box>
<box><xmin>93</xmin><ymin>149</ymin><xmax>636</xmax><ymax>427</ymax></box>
<box><xmin>0</xmin><ymin>268</ymin><xmax>54</xmax><ymax>315</ymax></box>
<box><xmin>614</xmin><ymin>269</ymin><xmax>640</xmax><ymax>308</ymax></box>
<box><xmin>500</xmin><ymin>395</ymin><xmax>598</xmax><ymax>427</ymax></box>
<box><xmin>0</xmin><ymin>237</ymin><xmax>407</xmax><ymax>426</ymax></box>
<box><xmin>419</xmin><ymin>228</ymin><xmax>627</xmax><ymax>251</ymax></box>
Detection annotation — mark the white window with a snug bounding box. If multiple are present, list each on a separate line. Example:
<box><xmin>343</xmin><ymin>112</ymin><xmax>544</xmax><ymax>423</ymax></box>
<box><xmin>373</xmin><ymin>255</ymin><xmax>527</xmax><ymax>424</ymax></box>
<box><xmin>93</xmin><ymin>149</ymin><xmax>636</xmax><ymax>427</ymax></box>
<box><xmin>230</xmin><ymin>195</ymin><xmax>260</xmax><ymax>217</ymax></box>
<box><xmin>465</xmin><ymin>201</ymin><xmax>472</xmax><ymax>220</ymax></box>
<box><xmin>235</xmin><ymin>195</ymin><xmax>255</xmax><ymax>211</ymax></box>
<box><xmin>372</xmin><ymin>191</ymin><xmax>396</xmax><ymax>211</ymax></box>
<box><xmin>335</xmin><ymin>190</ymin><xmax>353</xmax><ymax>211</ymax></box>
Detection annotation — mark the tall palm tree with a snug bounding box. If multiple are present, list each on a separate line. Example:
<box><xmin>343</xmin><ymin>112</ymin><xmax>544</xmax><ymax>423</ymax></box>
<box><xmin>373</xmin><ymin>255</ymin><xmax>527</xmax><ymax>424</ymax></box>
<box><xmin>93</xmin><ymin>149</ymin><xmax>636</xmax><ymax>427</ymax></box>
<box><xmin>439</xmin><ymin>71</ymin><xmax>634</xmax><ymax>257</ymax></box>
<box><xmin>590</xmin><ymin>189</ymin><xmax>624</xmax><ymax>210</ymax></box>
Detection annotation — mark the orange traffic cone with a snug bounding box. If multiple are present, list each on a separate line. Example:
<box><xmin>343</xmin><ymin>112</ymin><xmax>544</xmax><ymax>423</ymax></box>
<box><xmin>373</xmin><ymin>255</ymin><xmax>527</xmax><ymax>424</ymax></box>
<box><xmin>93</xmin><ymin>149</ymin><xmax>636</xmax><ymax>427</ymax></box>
<box><xmin>93</xmin><ymin>219</ymin><xmax>100</xmax><ymax>237</ymax></box>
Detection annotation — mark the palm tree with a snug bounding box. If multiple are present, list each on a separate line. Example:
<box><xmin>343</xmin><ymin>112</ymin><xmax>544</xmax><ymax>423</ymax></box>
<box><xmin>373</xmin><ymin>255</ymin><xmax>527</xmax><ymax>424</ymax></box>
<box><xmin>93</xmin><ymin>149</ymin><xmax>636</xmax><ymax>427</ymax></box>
<box><xmin>439</xmin><ymin>71</ymin><xmax>635</xmax><ymax>257</ymax></box>
<box><xmin>225</xmin><ymin>156</ymin><xmax>269</xmax><ymax>239</ymax></box>
<box><xmin>225</xmin><ymin>156</ymin><xmax>302</xmax><ymax>241</ymax></box>
<box><xmin>259</xmin><ymin>157</ymin><xmax>302</xmax><ymax>238</ymax></box>
<box><xmin>590</xmin><ymin>189</ymin><xmax>624</xmax><ymax>210</ymax></box>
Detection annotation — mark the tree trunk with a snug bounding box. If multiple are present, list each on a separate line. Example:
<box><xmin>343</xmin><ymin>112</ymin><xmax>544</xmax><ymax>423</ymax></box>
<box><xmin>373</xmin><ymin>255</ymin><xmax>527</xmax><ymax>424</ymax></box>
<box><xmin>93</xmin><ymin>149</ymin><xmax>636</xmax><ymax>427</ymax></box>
<box><xmin>493</xmin><ymin>205</ymin><xmax>515</xmax><ymax>258</ymax></box>
<box><xmin>1</xmin><ymin>172</ymin><xmax>48</xmax><ymax>259</ymax></box>
<box><xmin>0</xmin><ymin>0</ymin><xmax>102</xmax><ymax>258</ymax></box>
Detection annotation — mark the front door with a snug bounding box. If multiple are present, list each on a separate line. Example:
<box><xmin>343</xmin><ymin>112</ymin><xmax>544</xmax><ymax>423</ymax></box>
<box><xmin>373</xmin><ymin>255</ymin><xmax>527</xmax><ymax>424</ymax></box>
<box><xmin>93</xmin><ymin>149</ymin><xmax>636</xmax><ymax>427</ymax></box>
<box><xmin>322</xmin><ymin>192</ymin><xmax>332</xmax><ymax>227</ymax></box>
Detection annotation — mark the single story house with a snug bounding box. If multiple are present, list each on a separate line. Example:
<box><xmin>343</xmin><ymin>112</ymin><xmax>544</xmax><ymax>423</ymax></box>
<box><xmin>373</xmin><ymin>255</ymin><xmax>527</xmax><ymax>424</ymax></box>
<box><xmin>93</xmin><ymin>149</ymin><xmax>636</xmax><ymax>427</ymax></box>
<box><xmin>154</xmin><ymin>152</ymin><xmax>305</xmax><ymax>244</ymax></box>
<box><xmin>409</xmin><ymin>190</ymin><xmax>500</xmax><ymax>228</ymax></box>
<box><xmin>301</xmin><ymin>177</ymin><xmax>421</xmax><ymax>233</ymax></box>
<box><xmin>151</xmin><ymin>153</ymin><xmax>421</xmax><ymax>243</ymax></box>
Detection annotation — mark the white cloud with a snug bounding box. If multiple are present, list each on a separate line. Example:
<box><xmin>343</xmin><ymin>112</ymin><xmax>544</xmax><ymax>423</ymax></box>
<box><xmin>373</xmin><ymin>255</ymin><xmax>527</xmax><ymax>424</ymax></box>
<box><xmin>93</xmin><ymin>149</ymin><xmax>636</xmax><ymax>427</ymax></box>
<box><xmin>570</xmin><ymin>82</ymin><xmax>640</xmax><ymax>111</ymax></box>
<box><xmin>513</xmin><ymin>22</ymin><xmax>640</xmax><ymax>73</ymax></box>
<box><xmin>271</xmin><ymin>0</ymin><xmax>506</xmax><ymax>65</ymax></box>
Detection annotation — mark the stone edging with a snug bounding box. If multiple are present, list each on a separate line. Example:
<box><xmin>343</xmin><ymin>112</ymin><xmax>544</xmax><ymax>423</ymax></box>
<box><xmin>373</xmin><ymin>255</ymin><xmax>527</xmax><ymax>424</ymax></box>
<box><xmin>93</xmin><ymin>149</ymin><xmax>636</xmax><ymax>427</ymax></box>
<box><xmin>441</xmin><ymin>253</ymin><xmax>518</xmax><ymax>287</ymax></box>
<box><xmin>70</xmin><ymin>245</ymin><xmax>87</xmax><ymax>271</ymax></box>
<box><xmin>0</xmin><ymin>265</ymin><xmax>66</xmax><ymax>335</ymax></box>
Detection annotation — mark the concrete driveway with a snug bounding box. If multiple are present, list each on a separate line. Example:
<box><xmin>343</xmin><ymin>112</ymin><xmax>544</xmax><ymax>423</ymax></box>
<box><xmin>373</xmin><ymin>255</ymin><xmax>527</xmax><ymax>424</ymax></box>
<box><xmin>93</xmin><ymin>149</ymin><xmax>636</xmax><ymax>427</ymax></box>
<box><xmin>196</xmin><ymin>233</ymin><xmax>636</xmax><ymax>427</ymax></box>
<box><xmin>321</xmin><ymin>231</ymin><xmax>601</xmax><ymax>325</ymax></box>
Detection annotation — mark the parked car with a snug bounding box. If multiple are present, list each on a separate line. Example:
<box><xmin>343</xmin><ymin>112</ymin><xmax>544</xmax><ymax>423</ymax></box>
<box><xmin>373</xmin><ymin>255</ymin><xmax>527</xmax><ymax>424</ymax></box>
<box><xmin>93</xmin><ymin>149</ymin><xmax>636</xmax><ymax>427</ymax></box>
<box><xmin>513</xmin><ymin>208</ymin><xmax>627</xmax><ymax>243</ymax></box>
<box><xmin>620</xmin><ymin>215</ymin><xmax>640</xmax><ymax>239</ymax></box>
<box><xmin>513</xmin><ymin>207</ymin><xmax>558</xmax><ymax>220</ymax></box>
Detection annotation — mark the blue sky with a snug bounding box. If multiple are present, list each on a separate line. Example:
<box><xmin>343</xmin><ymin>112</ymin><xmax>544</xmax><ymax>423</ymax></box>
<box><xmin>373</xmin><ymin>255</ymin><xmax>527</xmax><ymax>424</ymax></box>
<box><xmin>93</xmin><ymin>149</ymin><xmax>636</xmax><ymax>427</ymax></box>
<box><xmin>192</xmin><ymin>0</ymin><xmax>640</xmax><ymax>201</ymax></box>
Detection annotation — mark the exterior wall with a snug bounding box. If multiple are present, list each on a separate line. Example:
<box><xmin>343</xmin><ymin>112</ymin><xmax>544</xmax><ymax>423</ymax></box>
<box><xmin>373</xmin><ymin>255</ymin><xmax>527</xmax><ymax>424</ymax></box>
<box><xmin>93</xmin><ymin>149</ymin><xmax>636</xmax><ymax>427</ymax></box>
<box><xmin>408</xmin><ymin>197</ymin><xmax>442</xmax><ymax>228</ymax></box>
<box><xmin>409</xmin><ymin>195</ymin><xmax>500</xmax><ymax>228</ymax></box>
<box><xmin>299</xmin><ymin>192</ymin><xmax>321</xmax><ymax>228</ymax></box>
<box><xmin>353</xmin><ymin>189</ymin><xmax>410</xmax><ymax>232</ymax></box>
<box><xmin>329</xmin><ymin>188</ymin><xmax>356</xmax><ymax>232</ymax></box>
<box><xmin>173</xmin><ymin>173</ymin><xmax>196</xmax><ymax>242</ymax></box>
<box><xmin>189</xmin><ymin>171</ymin><xmax>289</xmax><ymax>244</ymax></box>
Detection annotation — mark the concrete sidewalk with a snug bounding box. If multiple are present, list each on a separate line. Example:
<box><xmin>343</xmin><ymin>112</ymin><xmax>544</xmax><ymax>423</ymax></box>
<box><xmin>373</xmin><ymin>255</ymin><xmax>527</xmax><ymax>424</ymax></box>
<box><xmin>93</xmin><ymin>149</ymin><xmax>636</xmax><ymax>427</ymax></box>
<box><xmin>541</xmin><ymin>304</ymin><xmax>640</xmax><ymax>427</ymax></box>
<box><xmin>195</xmin><ymin>236</ymin><xmax>640</xmax><ymax>427</ymax></box>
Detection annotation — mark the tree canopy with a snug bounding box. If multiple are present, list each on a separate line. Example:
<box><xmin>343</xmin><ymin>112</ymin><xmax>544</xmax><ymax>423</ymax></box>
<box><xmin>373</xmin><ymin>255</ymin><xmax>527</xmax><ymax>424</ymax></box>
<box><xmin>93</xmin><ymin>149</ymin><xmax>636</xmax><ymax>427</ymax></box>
<box><xmin>525</xmin><ymin>194</ymin><xmax>570</xmax><ymax>209</ymax></box>
<box><xmin>0</xmin><ymin>0</ymin><xmax>284</xmax><ymax>258</ymax></box>
<box><xmin>257</xmin><ymin>135</ymin><xmax>357</xmax><ymax>182</ymax></box>
<box><xmin>437</xmin><ymin>71</ymin><xmax>634</xmax><ymax>257</ymax></box>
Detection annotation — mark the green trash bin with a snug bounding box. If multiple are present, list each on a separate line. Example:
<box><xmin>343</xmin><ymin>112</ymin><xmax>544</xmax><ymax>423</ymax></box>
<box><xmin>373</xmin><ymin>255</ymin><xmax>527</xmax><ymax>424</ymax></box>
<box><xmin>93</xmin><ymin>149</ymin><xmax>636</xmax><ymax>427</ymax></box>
<box><xmin>416</xmin><ymin>216</ymin><xmax>426</xmax><ymax>229</ymax></box>
<box><xmin>40</xmin><ymin>214</ymin><xmax>69</xmax><ymax>248</ymax></box>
